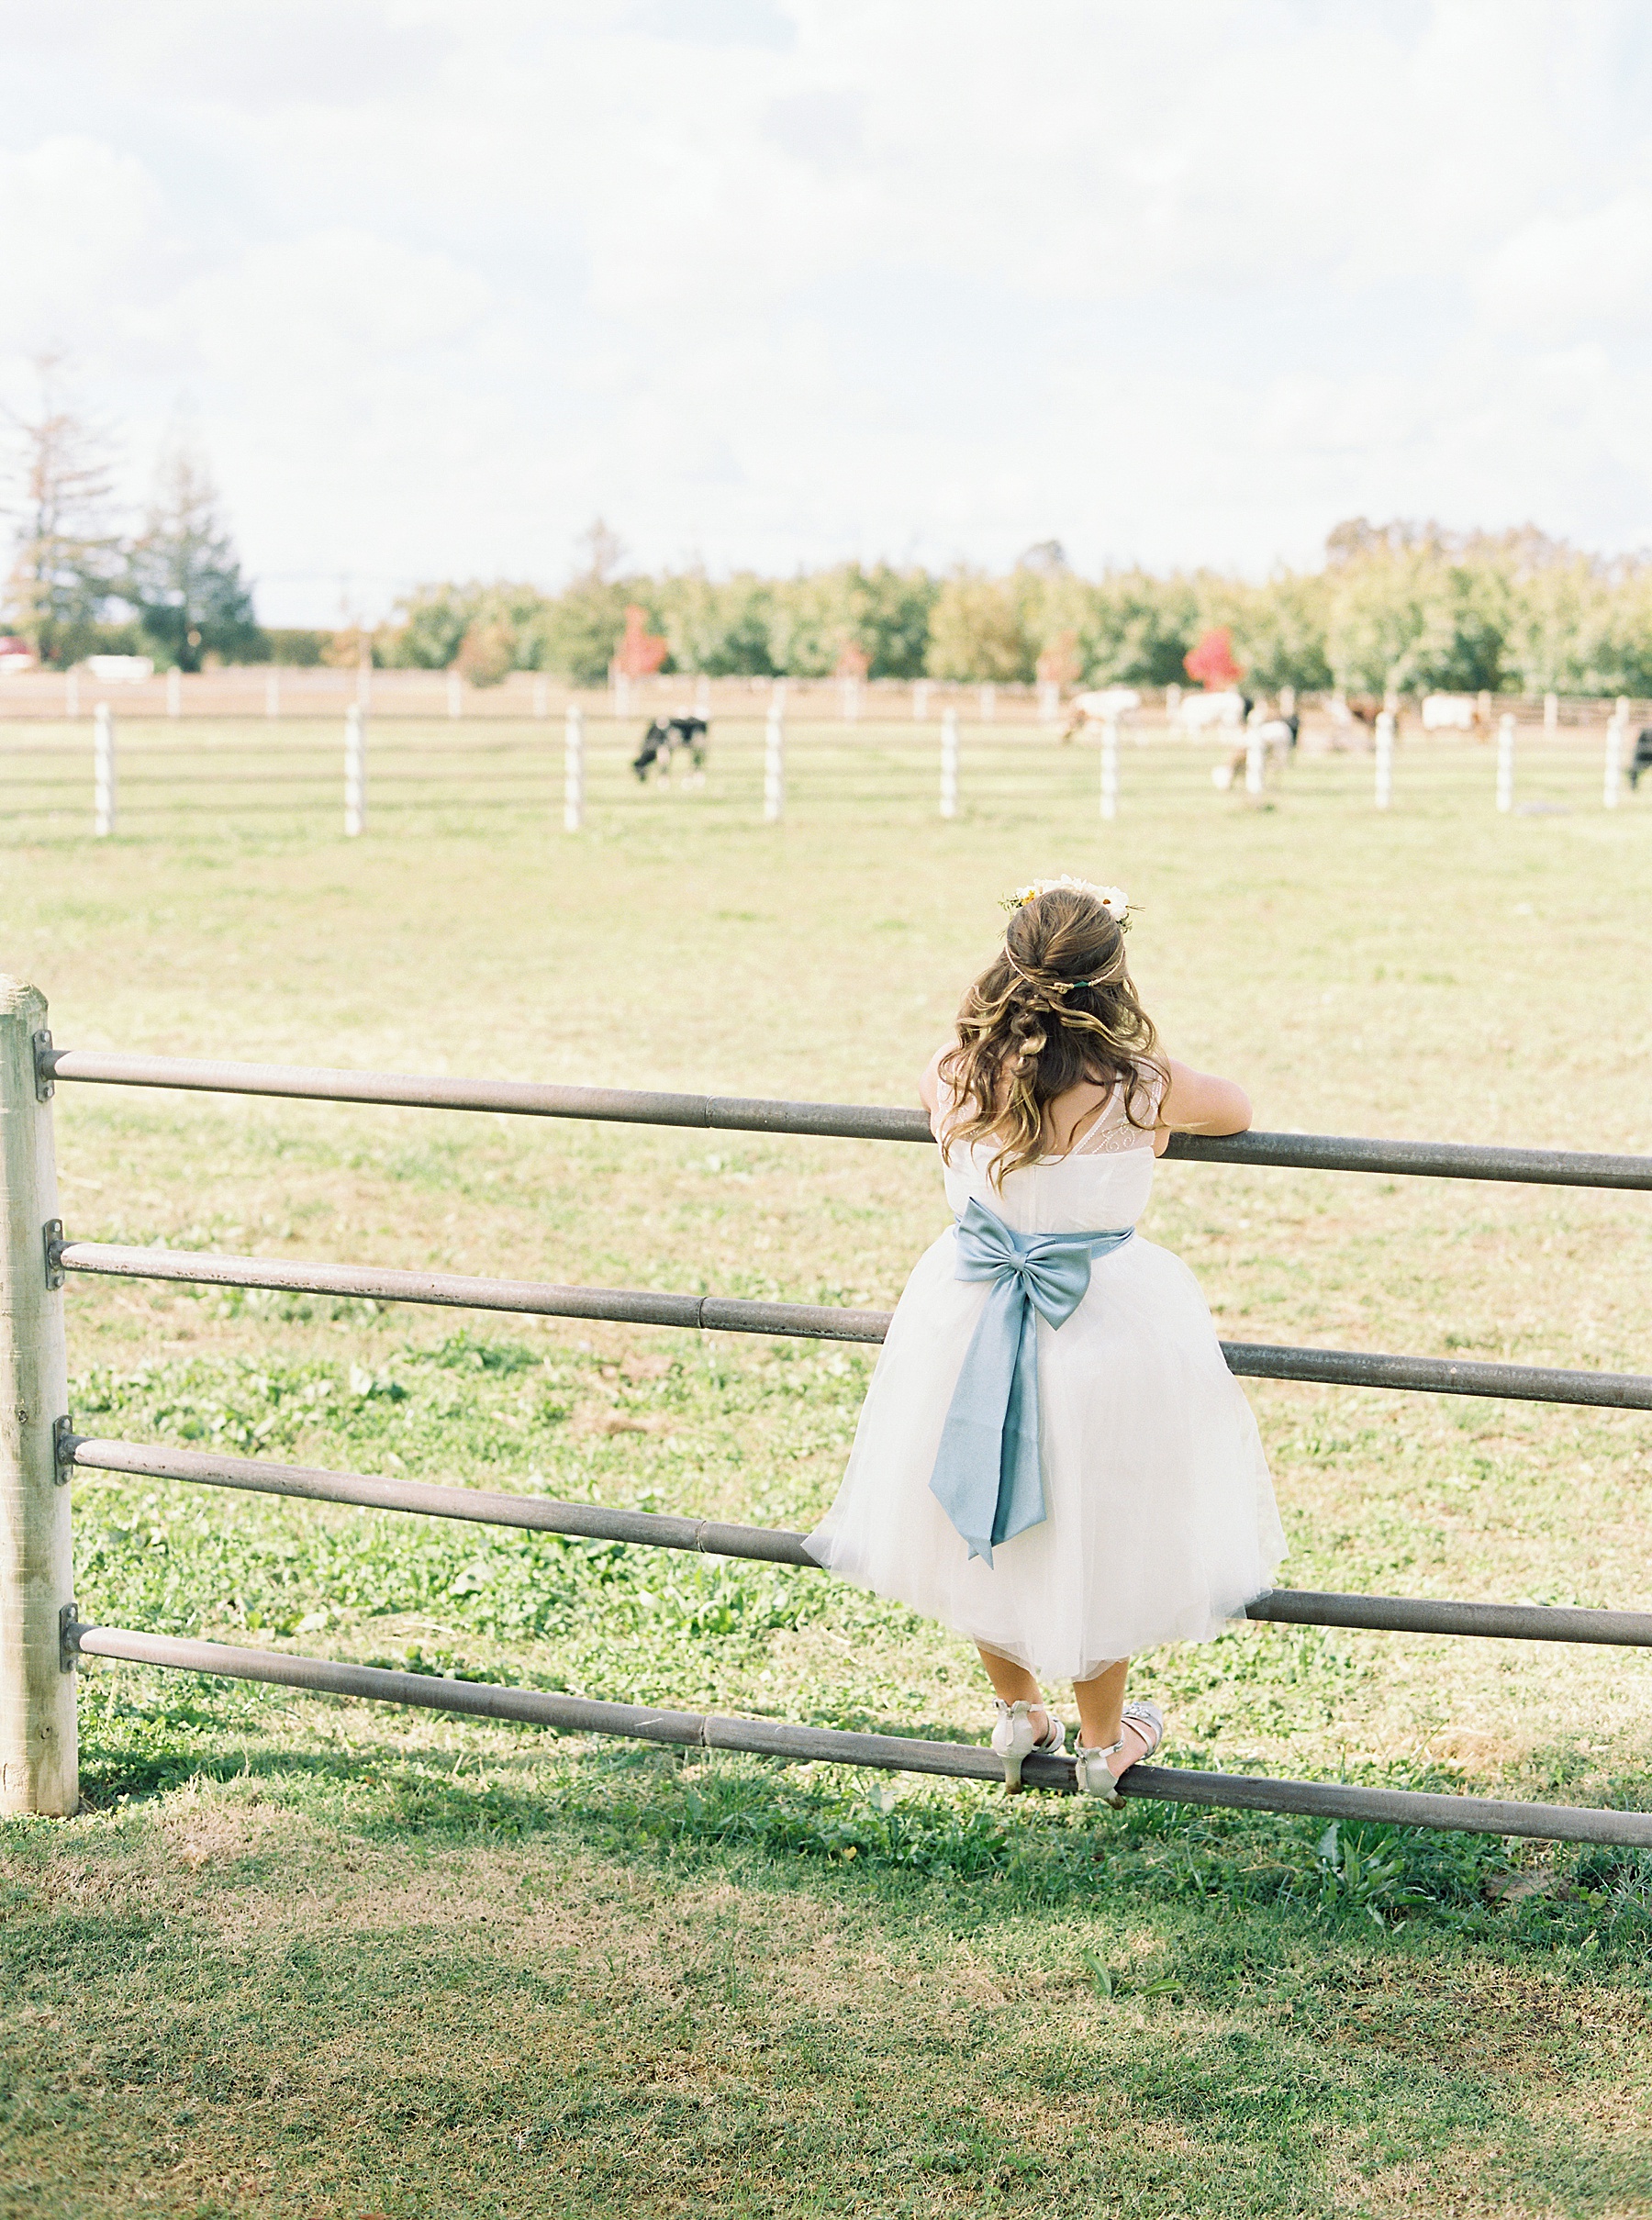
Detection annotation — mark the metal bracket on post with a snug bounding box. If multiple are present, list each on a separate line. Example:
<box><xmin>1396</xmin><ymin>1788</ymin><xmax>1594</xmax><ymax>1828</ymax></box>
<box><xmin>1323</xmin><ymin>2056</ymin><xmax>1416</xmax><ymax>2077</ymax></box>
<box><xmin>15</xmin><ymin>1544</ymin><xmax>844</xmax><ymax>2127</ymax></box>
<box><xmin>53</xmin><ymin>1416</ymin><xmax>78</xmax><ymax>1487</ymax></box>
<box><xmin>32</xmin><ymin>1029</ymin><xmax>54</xmax><ymax>1101</ymax></box>
<box><xmin>59</xmin><ymin>1602</ymin><xmax>81</xmax><ymax>1675</ymax></box>
<box><xmin>43</xmin><ymin>1219</ymin><xmax>64</xmax><ymax>1291</ymax></box>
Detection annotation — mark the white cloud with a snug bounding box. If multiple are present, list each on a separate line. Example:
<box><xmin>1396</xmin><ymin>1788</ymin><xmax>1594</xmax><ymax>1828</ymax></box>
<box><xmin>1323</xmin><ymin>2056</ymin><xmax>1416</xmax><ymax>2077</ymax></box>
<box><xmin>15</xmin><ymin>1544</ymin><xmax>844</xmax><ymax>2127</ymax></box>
<box><xmin>2</xmin><ymin>0</ymin><xmax>1651</xmax><ymax>618</ymax></box>
<box><xmin>0</xmin><ymin>137</ymin><xmax>168</xmax><ymax>337</ymax></box>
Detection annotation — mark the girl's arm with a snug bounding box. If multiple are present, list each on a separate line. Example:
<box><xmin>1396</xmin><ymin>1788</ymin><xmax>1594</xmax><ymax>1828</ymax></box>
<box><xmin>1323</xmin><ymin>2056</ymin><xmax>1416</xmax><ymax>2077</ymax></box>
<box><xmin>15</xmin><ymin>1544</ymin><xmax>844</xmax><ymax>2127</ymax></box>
<box><xmin>919</xmin><ymin>1047</ymin><xmax>947</xmax><ymax>1127</ymax></box>
<box><xmin>1154</xmin><ymin>1056</ymin><xmax>1252</xmax><ymax>1155</ymax></box>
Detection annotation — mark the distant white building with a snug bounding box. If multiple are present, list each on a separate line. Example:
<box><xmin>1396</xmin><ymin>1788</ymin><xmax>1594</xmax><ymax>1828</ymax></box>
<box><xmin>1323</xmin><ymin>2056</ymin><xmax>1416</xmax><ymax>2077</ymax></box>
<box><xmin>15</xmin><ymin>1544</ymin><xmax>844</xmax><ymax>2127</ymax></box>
<box><xmin>84</xmin><ymin>655</ymin><xmax>155</xmax><ymax>682</ymax></box>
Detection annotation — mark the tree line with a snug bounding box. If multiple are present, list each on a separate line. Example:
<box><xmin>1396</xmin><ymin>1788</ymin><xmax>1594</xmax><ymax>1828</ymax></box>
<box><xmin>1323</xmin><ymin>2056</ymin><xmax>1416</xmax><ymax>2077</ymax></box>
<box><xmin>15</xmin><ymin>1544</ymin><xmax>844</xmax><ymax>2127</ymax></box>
<box><xmin>6</xmin><ymin>374</ymin><xmax>1651</xmax><ymax>695</ymax></box>
<box><xmin>381</xmin><ymin>523</ymin><xmax>1652</xmax><ymax>697</ymax></box>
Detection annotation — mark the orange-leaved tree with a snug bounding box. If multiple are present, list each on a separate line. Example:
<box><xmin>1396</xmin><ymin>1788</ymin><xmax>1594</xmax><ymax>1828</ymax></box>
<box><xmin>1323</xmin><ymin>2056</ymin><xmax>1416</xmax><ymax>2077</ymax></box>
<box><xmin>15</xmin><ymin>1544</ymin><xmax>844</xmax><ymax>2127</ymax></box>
<box><xmin>1183</xmin><ymin>626</ymin><xmax>1243</xmax><ymax>689</ymax></box>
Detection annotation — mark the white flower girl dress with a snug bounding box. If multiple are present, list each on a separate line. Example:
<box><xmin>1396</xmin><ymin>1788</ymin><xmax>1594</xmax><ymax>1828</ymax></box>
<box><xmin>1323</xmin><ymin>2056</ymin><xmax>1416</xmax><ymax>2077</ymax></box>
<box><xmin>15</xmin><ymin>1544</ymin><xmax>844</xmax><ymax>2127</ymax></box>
<box><xmin>807</xmin><ymin>1077</ymin><xmax>1287</xmax><ymax>1682</ymax></box>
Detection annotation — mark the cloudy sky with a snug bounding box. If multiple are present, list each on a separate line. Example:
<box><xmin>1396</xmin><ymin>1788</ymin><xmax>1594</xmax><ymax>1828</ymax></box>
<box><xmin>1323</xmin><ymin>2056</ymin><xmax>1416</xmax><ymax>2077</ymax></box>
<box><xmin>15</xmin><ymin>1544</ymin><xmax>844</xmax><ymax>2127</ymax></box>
<box><xmin>3</xmin><ymin>0</ymin><xmax>1649</xmax><ymax>622</ymax></box>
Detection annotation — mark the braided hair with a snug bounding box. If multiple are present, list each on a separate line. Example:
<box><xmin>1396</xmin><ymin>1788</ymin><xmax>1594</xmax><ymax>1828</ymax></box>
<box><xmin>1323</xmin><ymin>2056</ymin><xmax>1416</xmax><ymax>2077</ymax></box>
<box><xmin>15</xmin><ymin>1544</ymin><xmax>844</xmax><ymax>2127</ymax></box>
<box><xmin>938</xmin><ymin>883</ymin><xmax>1165</xmax><ymax>1187</ymax></box>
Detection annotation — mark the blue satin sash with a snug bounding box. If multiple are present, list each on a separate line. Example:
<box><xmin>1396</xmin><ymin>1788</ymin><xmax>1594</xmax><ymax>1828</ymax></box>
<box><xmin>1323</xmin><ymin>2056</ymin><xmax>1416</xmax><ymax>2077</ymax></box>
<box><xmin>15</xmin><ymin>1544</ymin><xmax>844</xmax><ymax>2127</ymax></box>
<box><xmin>928</xmin><ymin>1196</ymin><xmax>1133</xmax><ymax>1566</ymax></box>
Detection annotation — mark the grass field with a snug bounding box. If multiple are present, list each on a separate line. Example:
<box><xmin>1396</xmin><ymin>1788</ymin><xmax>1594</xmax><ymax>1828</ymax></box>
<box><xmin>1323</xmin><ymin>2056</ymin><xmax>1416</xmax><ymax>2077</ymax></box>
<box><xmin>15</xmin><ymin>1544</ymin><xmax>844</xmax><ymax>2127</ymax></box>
<box><xmin>3</xmin><ymin>717</ymin><xmax>1651</xmax><ymax>2218</ymax></box>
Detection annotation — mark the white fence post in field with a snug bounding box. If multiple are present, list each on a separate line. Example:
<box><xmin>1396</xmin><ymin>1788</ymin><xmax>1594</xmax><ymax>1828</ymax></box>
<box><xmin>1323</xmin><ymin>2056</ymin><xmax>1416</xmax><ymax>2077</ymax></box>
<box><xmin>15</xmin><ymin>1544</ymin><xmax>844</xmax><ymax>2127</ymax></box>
<box><xmin>92</xmin><ymin>705</ymin><xmax>116</xmax><ymax>837</ymax></box>
<box><xmin>1245</xmin><ymin>719</ymin><xmax>1265</xmax><ymax>798</ymax></box>
<box><xmin>1374</xmin><ymin>709</ymin><xmax>1394</xmax><ymax>810</ymax></box>
<box><xmin>0</xmin><ymin>978</ymin><xmax>77</xmax><ymax>1813</ymax></box>
<box><xmin>1544</xmin><ymin>692</ymin><xmax>1557</xmax><ymax>733</ymax></box>
<box><xmin>912</xmin><ymin>680</ymin><xmax>931</xmax><ymax>722</ymax></box>
<box><xmin>1099</xmin><ymin>714</ymin><xmax>1120</xmax><ymax>821</ymax></box>
<box><xmin>564</xmin><ymin>702</ymin><xmax>585</xmax><ymax>833</ymax></box>
<box><xmin>265</xmin><ymin>670</ymin><xmax>281</xmax><ymax>720</ymax></box>
<box><xmin>940</xmin><ymin>706</ymin><xmax>959</xmax><ymax>819</ymax></box>
<box><xmin>694</xmin><ymin>675</ymin><xmax>710</xmax><ymax>719</ymax></box>
<box><xmin>356</xmin><ymin>658</ymin><xmax>372</xmax><ymax>711</ymax></box>
<box><xmin>166</xmin><ymin>667</ymin><xmax>181</xmax><ymax>720</ymax></box>
<box><xmin>344</xmin><ymin>705</ymin><xmax>366</xmax><ymax>837</ymax></box>
<box><xmin>1603</xmin><ymin>711</ymin><xmax>1624</xmax><ymax>809</ymax></box>
<box><xmin>1496</xmin><ymin>712</ymin><xmax>1515</xmax><ymax>813</ymax></box>
<box><xmin>764</xmin><ymin>699</ymin><xmax>785</xmax><ymax>823</ymax></box>
<box><xmin>1037</xmin><ymin>679</ymin><xmax>1060</xmax><ymax>724</ymax></box>
<box><xmin>978</xmin><ymin>683</ymin><xmax>996</xmax><ymax>722</ymax></box>
<box><xmin>63</xmin><ymin>671</ymin><xmax>78</xmax><ymax>721</ymax></box>
<box><xmin>447</xmin><ymin>669</ymin><xmax>463</xmax><ymax>720</ymax></box>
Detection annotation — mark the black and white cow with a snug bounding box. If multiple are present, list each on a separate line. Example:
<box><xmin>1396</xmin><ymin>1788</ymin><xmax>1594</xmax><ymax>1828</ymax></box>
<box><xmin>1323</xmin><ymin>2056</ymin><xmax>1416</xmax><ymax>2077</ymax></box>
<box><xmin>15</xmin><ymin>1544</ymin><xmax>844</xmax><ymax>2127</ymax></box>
<box><xmin>633</xmin><ymin>715</ymin><xmax>709</xmax><ymax>784</ymax></box>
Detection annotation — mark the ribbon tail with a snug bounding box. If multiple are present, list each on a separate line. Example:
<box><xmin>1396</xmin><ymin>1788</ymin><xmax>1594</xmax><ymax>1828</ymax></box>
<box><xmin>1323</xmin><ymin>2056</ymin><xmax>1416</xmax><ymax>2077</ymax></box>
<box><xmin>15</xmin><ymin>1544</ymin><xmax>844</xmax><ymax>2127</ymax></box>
<box><xmin>993</xmin><ymin>1297</ymin><xmax>1046</xmax><ymax>1548</ymax></box>
<box><xmin>929</xmin><ymin>1277</ymin><xmax>1024</xmax><ymax>1567</ymax></box>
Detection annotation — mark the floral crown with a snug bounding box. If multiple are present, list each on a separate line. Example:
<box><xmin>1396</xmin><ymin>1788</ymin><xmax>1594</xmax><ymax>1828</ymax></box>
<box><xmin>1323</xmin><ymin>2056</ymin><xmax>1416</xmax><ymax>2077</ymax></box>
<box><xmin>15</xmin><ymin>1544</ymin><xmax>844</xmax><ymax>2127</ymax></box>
<box><xmin>999</xmin><ymin>875</ymin><xmax>1130</xmax><ymax>924</ymax></box>
<box><xmin>996</xmin><ymin>876</ymin><xmax>1132</xmax><ymax>997</ymax></box>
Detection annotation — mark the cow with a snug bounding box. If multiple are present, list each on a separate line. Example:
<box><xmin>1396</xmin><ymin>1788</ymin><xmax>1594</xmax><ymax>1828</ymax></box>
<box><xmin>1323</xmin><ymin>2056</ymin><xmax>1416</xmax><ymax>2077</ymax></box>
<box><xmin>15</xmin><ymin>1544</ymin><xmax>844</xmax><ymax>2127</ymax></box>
<box><xmin>1211</xmin><ymin>715</ymin><xmax>1298</xmax><ymax>792</ymax></box>
<box><xmin>1178</xmin><ymin>689</ymin><xmax>1251</xmax><ymax>734</ymax></box>
<box><xmin>633</xmin><ymin>715</ymin><xmax>708</xmax><ymax>785</ymax></box>
<box><xmin>1631</xmin><ymin>728</ymin><xmax>1652</xmax><ymax>790</ymax></box>
<box><xmin>1422</xmin><ymin>693</ymin><xmax>1482</xmax><ymax>732</ymax></box>
<box><xmin>1060</xmin><ymin>686</ymin><xmax>1142</xmax><ymax>742</ymax></box>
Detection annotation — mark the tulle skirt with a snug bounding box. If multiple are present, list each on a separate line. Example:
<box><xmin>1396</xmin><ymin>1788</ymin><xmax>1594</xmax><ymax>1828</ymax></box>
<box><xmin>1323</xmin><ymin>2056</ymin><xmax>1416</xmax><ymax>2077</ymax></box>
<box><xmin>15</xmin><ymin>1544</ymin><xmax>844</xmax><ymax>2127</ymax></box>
<box><xmin>806</xmin><ymin>1227</ymin><xmax>1287</xmax><ymax>1684</ymax></box>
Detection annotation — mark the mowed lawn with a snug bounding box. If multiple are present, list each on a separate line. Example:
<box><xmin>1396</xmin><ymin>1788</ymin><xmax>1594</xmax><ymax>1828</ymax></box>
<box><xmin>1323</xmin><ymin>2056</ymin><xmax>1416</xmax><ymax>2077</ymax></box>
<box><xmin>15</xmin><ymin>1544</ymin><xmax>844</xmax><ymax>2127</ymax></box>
<box><xmin>2</xmin><ymin>716</ymin><xmax>1650</xmax><ymax>2219</ymax></box>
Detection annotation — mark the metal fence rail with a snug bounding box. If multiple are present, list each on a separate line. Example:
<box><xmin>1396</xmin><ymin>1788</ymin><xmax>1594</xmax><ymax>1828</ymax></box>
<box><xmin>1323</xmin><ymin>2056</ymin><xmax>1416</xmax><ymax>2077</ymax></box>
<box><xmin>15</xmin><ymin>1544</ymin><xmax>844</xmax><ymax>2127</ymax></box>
<box><xmin>64</xmin><ymin>1434</ymin><xmax>1652</xmax><ymax>1647</ymax></box>
<box><xmin>39</xmin><ymin>1047</ymin><xmax>1652</xmax><ymax>1188</ymax></box>
<box><xmin>5</xmin><ymin>995</ymin><xmax>1646</xmax><ymax>1841</ymax></box>
<box><xmin>52</xmin><ymin>1238</ymin><xmax>1652</xmax><ymax>1410</ymax></box>
<box><xmin>61</xmin><ymin>1622</ymin><xmax>1652</xmax><ymax>1847</ymax></box>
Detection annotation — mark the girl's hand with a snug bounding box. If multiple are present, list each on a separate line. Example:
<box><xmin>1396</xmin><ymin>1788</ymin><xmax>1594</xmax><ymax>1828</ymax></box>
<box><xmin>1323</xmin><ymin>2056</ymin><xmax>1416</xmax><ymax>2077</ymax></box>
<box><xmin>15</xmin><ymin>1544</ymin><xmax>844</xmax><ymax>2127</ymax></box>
<box><xmin>1155</xmin><ymin>1057</ymin><xmax>1252</xmax><ymax>1154</ymax></box>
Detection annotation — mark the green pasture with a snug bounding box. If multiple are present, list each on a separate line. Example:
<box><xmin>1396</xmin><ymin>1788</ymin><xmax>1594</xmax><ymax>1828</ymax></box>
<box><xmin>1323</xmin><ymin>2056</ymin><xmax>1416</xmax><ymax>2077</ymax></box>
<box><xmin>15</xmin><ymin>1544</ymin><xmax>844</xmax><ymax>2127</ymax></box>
<box><xmin>2</xmin><ymin>717</ymin><xmax>1650</xmax><ymax>2217</ymax></box>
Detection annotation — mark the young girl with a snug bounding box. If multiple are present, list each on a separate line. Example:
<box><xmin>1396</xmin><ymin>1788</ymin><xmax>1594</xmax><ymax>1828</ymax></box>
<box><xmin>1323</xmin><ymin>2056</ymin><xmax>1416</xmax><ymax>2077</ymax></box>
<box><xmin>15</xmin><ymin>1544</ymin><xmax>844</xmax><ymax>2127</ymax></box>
<box><xmin>807</xmin><ymin>877</ymin><xmax>1286</xmax><ymax>1799</ymax></box>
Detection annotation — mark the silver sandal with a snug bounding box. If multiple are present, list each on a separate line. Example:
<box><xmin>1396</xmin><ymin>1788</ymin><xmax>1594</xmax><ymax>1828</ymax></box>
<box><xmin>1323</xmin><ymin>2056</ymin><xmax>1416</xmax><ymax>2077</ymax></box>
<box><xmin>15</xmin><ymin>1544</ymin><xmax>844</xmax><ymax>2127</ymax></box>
<box><xmin>1073</xmin><ymin>1700</ymin><xmax>1165</xmax><ymax>1804</ymax></box>
<box><xmin>990</xmin><ymin>1699</ymin><xmax>1066</xmax><ymax>1791</ymax></box>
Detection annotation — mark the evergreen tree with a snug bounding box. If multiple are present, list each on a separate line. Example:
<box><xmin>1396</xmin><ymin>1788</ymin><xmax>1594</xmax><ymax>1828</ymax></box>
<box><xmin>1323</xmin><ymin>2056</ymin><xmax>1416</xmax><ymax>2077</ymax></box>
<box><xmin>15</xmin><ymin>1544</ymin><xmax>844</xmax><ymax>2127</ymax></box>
<box><xmin>1</xmin><ymin>355</ymin><xmax>121</xmax><ymax>666</ymax></box>
<box><xmin>126</xmin><ymin>445</ymin><xmax>261</xmax><ymax>670</ymax></box>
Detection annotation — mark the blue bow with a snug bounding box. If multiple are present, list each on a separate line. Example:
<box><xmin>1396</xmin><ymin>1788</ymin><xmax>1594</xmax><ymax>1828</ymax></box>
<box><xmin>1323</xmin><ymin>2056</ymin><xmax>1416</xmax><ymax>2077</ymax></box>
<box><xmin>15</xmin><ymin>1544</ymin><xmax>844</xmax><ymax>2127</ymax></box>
<box><xmin>928</xmin><ymin>1197</ymin><xmax>1133</xmax><ymax>1566</ymax></box>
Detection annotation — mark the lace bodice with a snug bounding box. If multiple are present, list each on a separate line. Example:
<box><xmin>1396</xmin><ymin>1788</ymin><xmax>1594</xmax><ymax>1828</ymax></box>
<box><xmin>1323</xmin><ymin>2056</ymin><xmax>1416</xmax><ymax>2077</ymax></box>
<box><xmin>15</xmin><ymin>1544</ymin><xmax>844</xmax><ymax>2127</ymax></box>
<box><xmin>933</xmin><ymin>1072</ymin><xmax>1165</xmax><ymax>1234</ymax></box>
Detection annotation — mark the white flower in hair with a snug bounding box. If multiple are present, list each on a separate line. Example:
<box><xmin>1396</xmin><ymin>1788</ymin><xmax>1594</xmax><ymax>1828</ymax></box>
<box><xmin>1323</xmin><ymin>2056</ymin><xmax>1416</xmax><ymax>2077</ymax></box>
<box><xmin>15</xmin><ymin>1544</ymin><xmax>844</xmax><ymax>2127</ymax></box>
<box><xmin>1000</xmin><ymin>876</ymin><xmax>1130</xmax><ymax>922</ymax></box>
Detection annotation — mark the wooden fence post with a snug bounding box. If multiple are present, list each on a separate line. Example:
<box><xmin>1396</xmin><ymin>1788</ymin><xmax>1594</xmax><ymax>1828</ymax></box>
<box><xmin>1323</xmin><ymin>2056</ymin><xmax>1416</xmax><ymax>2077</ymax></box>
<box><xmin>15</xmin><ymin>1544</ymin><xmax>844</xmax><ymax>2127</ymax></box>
<box><xmin>1099</xmin><ymin>714</ymin><xmax>1120</xmax><ymax>820</ymax></box>
<box><xmin>764</xmin><ymin>700</ymin><xmax>785</xmax><ymax>823</ymax></box>
<box><xmin>564</xmin><ymin>702</ymin><xmax>585</xmax><ymax>833</ymax></box>
<box><xmin>344</xmin><ymin>705</ymin><xmax>366</xmax><ymax>837</ymax></box>
<box><xmin>1603</xmin><ymin>711</ymin><xmax>1624</xmax><ymax>810</ymax></box>
<box><xmin>1496</xmin><ymin>713</ymin><xmax>1515</xmax><ymax>813</ymax></box>
<box><xmin>940</xmin><ymin>707</ymin><xmax>959</xmax><ymax>819</ymax></box>
<box><xmin>93</xmin><ymin>704</ymin><xmax>116</xmax><ymax>838</ymax></box>
<box><xmin>1374</xmin><ymin>709</ymin><xmax>1394</xmax><ymax>810</ymax></box>
<box><xmin>0</xmin><ymin>979</ymin><xmax>76</xmax><ymax>1814</ymax></box>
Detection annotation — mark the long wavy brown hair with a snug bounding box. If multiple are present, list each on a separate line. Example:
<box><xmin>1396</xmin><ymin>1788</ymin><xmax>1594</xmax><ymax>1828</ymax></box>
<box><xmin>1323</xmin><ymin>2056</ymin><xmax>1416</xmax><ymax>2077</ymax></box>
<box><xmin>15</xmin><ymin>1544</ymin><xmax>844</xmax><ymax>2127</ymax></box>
<box><xmin>937</xmin><ymin>883</ymin><xmax>1166</xmax><ymax>1187</ymax></box>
